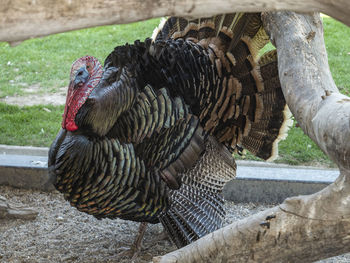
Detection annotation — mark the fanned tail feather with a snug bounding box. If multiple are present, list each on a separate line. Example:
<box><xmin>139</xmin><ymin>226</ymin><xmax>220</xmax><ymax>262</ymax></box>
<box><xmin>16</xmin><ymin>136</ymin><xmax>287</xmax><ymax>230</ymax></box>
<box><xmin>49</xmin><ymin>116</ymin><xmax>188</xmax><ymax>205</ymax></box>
<box><xmin>240</xmin><ymin>50</ymin><xmax>293</xmax><ymax>160</ymax></box>
<box><xmin>153</xmin><ymin>13</ymin><xmax>291</xmax><ymax>161</ymax></box>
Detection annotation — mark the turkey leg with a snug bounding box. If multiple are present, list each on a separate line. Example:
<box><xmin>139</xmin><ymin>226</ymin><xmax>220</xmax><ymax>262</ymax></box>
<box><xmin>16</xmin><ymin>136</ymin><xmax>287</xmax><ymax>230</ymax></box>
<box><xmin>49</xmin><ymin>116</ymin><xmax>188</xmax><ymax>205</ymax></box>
<box><xmin>118</xmin><ymin>222</ymin><xmax>148</xmax><ymax>260</ymax></box>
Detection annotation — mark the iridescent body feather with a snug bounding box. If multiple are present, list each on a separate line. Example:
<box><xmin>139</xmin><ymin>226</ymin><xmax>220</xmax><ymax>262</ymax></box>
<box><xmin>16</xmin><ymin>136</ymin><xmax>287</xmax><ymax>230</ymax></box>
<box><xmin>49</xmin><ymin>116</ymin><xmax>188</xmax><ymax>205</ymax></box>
<box><xmin>49</xmin><ymin>12</ymin><xmax>291</xmax><ymax>248</ymax></box>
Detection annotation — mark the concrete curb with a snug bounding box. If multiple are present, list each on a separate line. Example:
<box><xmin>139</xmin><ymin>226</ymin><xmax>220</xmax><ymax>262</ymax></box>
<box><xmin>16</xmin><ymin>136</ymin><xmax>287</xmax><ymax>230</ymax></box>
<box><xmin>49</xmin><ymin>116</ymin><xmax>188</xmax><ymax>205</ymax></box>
<box><xmin>0</xmin><ymin>144</ymin><xmax>49</xmax><ymax>156</ymax></box>
<box><xmin>0</xmin><ymin>145</ymin><xmax>340</xmax><ymax>203</ymax></box>
<box><xmin>0</xmin><ymin>154</ymin><xmax>54</xmax><ymax>191</ymax></box>
<box><xmin>225</xmin><ymin>165</ymin><xmax>338</xmax><ymax>203</ymax></box>
<box><xmin>0</xmin><ymin>144</ymin><xmax>337</xmax><ymax>170</ymax></box>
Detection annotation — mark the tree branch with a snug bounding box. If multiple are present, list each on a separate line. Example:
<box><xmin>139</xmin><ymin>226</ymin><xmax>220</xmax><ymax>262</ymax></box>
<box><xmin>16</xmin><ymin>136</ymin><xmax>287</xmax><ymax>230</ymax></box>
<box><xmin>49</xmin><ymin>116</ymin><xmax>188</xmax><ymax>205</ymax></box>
<box><xmin>152</xmin><ymin>12</ymin><xmax>350</xmax><ymax>263</ymax></box>
<box><xmin>0</xmin><ymin>0</ymin><xmax>349</xmax><ymax>44</ymax></box>
<box><xmin>0</xmin><ymin>195</ymin><xmax>38</xmax><ymax>220</ymax></box>
<box><xmin>153</xmin><ymin>176</ymin><xmax>350</xmax><ymax>263</ymax></box>
<box><xmin>262</xmin><ymin>11</ymin><xmax>350</xmax><ymax>171</ymax></box>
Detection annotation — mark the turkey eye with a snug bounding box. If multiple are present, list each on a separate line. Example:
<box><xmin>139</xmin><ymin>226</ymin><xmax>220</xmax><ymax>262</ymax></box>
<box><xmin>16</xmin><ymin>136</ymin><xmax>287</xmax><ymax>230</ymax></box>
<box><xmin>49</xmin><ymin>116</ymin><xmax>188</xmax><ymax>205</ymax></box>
<box><xmin>77</xmin><ymin>71</ymin><xmax>83</xmax><ymax>76</ymax></box>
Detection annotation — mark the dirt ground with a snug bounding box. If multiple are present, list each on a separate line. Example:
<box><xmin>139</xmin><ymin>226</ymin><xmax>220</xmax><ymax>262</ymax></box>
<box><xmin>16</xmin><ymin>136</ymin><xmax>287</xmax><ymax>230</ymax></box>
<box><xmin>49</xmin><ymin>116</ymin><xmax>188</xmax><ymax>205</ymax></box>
<box><xmin>1</xmin><ymin>186</ymin><xmax>349</xmax><ymax>263</ymax></box>
<box><xmin>0</xmin><ymin>85</ymin><xmax>67</xmax><ymax>106</ymax></box>
<box><xmin>0</xmin><ymin>185</ymin><xmax>271</xmax><ymax>263</ymax></box>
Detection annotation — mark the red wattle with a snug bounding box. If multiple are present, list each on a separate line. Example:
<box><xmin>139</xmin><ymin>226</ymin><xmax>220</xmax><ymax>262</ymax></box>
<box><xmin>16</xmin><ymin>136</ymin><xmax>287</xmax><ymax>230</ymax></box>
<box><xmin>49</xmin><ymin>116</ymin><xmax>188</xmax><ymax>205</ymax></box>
<box><xmin>66</xmin><ymin>120</ymin><xmax>78</xmax><ymax>131</ymax></box>
<box><xmin>61</xmin><ymin>56</ymin><xmax>103</xmax><ymax>132</ymax></box>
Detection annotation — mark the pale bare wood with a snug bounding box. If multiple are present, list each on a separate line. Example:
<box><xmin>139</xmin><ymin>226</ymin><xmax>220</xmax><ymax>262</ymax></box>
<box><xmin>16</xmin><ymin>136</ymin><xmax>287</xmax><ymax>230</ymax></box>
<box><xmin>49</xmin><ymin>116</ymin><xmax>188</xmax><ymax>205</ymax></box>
<box><xmin>0</xmin><ymin>195</ymin><xmax>38</xmax><ymax>220</ymax></box>
<box><xmin>0</xmin><ymin>0</ymin><xmax>349</xmax><ymax>44</ymax></box>
<box><xmin>263</xmin><ymin>11</ymin><xmax>350</xmax><ymax>171</ymax></box>
<box><xmin>152</xmin><ymin>12</ymin><xmax>350</xmax><ymax>263</ymax></box>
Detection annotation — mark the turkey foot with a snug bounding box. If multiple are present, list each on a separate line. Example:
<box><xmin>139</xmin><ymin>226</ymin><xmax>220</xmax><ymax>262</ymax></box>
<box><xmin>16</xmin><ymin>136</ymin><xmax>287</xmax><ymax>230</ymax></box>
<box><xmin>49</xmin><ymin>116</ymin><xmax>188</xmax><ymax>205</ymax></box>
<box><xmin>117</xmin><ymin>222</ymin><xmax>148</xmax><ymax>261</ymax></box>
<box><xmin>148</xmin><ymin>228</ymin><xmax>170</xmax><ymax>245</ymax></box>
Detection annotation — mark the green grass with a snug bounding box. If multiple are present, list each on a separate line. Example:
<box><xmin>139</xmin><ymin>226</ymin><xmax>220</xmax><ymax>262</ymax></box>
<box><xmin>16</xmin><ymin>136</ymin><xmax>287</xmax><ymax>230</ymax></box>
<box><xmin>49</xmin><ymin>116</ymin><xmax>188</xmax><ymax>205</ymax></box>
<box><xmin>0</xmin><ymin>103</ymin><xmax>63</xmax><ymax>146</ymax></box>
<box><xmin>0</xmin><ymin>19</ymin><xmax>161</xmax><ymax>97</ymax></box>
<box><xmin>0</xmin><ymin>17</ymin><xmax>348</xmax><ymax>167</ymax></box>
<box><xmin>323</xmin><ymin>18</ymin><xmax>350</xmax><ymax>95</ymax></box>
<box><xmin>277</xmin><ymin>123</ymin><xmax>333</xmax><ymax>166</ymax></box>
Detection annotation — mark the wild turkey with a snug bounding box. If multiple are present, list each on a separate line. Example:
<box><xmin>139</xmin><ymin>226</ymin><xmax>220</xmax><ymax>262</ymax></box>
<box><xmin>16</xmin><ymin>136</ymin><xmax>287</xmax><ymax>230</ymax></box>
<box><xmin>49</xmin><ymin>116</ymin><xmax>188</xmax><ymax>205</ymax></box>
<box><xmin>48</xmin><ymin>12</ymin><xmax>291</xmax><ymax>252</ymax></box>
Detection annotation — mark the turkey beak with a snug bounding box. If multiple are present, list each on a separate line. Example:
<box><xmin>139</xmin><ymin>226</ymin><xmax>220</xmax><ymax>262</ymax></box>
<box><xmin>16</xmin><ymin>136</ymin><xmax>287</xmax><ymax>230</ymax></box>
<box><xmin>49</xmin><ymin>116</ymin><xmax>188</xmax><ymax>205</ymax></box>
<box><xmin>74</xmin><ymin>66</ymin><xmax>89</xmax><ymax>87</ymax></box>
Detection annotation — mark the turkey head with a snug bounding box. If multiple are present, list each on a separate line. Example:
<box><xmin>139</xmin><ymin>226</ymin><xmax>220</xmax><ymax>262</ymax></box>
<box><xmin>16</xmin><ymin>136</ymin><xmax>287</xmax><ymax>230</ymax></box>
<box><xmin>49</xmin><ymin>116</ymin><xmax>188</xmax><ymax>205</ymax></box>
<box><xmin>62</xmin><ymin>56</ymin><xmax>103</xmax><ymax>132</ymax></box>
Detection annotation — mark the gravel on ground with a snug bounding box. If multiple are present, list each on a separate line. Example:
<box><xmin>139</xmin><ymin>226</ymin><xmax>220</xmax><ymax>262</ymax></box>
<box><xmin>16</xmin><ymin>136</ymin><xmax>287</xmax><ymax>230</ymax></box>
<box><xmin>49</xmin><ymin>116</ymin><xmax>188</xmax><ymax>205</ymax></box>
<box><xmin>0</xmin><ymin>186</ymin><xmax>348</xmax><ymax>263</ymax></box>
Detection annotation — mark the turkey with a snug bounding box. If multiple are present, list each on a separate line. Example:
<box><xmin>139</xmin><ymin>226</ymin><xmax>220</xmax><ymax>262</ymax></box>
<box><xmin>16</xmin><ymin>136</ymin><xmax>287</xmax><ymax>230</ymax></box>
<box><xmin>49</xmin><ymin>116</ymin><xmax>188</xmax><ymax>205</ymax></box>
<box><xmin>48</xmin><ymin>12</ymin><xmax>291</xmax><ymax>253</ymax></box>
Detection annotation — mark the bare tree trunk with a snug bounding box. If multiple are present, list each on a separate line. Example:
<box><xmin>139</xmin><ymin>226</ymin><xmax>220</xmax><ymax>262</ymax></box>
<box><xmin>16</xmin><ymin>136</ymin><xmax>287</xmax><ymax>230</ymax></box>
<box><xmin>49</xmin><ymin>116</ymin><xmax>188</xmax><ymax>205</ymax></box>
<box><xmin>152</xmin><ymin>12</ymin><xmax>350</xmax><ymax>263</ymax></box>
<box><xmin>0</xmin><ymin>0</ymin><xmax>349</xmax><ymax>44</ymax></box>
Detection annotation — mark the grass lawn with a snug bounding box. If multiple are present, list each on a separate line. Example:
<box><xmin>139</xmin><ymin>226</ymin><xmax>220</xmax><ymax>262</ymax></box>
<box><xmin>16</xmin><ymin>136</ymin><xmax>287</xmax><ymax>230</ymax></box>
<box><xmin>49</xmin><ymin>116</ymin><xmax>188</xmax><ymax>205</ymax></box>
<box><xmin>0</xmin><ymin>16</ymin><xmax>348</xmax><ymax>167</ymax></box>
<box><xmin>0</xmin><ymin>103</ymin><xmax>63</xmax><ymax>147</ymax></box>
<box><xmin>0</xmin><ymin>18</ymin><xmax>161</xmax><ymax>97</ymax></box>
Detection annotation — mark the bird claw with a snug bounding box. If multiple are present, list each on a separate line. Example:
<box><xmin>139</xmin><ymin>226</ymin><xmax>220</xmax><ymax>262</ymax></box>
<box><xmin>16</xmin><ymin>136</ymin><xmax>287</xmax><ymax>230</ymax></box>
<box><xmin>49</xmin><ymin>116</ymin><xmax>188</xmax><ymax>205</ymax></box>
<box><xmin>146</xmin><ymin>229</ymin><xmax>170</xmax><ymax>246</ymax></box>
<box><xmin>116</xmin><ymin>222</ymin><xmax>148</xmax><ymax>261</ymax></box>
<box><xmin>116</xmin><ymin>245</ymin><xmax>141</xmax><ymax>261</ymax></box>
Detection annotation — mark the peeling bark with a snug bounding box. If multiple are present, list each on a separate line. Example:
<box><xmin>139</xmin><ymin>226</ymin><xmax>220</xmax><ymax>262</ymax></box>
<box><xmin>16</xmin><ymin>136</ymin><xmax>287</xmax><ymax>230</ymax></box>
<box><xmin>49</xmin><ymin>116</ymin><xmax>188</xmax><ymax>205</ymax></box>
<box><xmin>0</xmin><ymin>0</ymin><xmax>349</xmax><ymax>43</ymax></box>
<box><xmin>152</xmin><ymin>12</ymin><xmax>350</xmax><ymax>263</ymax></box>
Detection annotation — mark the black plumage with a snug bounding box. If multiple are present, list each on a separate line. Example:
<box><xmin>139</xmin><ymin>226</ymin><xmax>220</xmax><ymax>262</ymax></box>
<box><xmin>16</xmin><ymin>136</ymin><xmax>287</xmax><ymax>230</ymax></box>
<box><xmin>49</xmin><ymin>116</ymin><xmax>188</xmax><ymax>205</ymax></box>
<box><xmin>49</xmin><ymin>12</ymin><xmax>291</xmax><ymax>248</ymax></box>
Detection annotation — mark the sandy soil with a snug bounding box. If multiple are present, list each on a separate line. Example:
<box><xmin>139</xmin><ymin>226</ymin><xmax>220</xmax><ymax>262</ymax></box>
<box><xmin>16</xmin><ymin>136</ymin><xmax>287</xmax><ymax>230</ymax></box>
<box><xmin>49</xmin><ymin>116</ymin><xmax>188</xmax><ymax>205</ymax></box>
<box><xmin>1</xmin><ymin>186</ymin><xmax>349</xmax><ymax>263</ymax></box>
<box><xmin>0</xmin><ymin>186</ymin><xmax>272</xmax><ymax>263</ymax></box>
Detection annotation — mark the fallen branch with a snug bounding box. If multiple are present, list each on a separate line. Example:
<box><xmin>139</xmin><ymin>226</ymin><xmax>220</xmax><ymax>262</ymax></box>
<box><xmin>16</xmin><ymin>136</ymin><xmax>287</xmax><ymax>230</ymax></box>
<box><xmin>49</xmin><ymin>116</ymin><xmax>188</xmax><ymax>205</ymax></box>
<box><xmin>1</xmin><ymin>0</ymin><xmax>349</xmax><ymax>44</ymax></box>
<box><xmin>0</xmin><ymin>195</ymin><xmax>38</xmax><ymax>220</ymax></box>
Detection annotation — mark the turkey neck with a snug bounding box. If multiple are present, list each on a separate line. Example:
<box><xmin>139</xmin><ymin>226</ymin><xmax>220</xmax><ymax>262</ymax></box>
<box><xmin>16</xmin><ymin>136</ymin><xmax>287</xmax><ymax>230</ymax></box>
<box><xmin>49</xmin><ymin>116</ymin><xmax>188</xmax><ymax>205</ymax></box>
<box><xmin>75</xmin><ymin>68</ymin><xmax>138</xmax><ymax>137</ymax></box>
